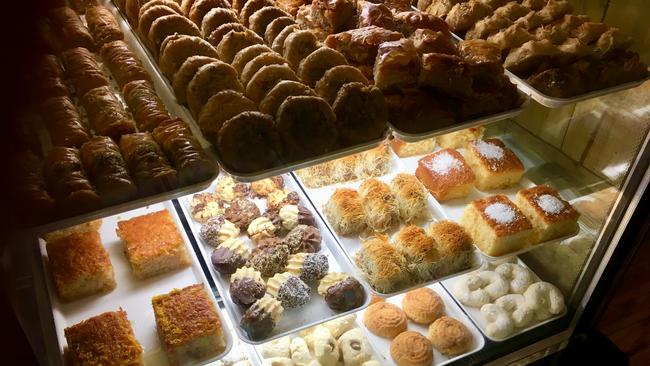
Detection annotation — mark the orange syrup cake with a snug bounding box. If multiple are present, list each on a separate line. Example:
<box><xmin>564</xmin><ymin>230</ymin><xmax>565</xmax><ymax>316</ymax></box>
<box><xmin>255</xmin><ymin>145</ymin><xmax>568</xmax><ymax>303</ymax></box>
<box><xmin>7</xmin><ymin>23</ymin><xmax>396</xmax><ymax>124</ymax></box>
<box><xmin>515</xmin><ymin>185</ymin><xmax>580</xmax><ymax>243</ymax></box>
<box><xmin>415</xmin><ymin>148</ymin><xmax>475</xmax><ymax>202</ymax></box>
<box><xmin>465</xmin><ymin>138</ymin><xmax>524</xmax><ymax>190</ymax></box>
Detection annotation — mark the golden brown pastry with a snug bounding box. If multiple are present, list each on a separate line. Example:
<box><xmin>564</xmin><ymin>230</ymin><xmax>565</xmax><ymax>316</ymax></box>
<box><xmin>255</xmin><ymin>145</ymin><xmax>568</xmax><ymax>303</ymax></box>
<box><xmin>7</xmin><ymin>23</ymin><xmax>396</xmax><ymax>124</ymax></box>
<box><xmin>536</xmin><ymin>0</ymin><xmax>573</xmax><ymax>25</ymax></box>
<box><xmin>446</xmin><ymin>0</ymin><xmax>492</xmax><ymax>33</ymax></box>
<box><xmin>374</xmin><ymin>39</ymin><xmax>420</xmax><ymax>91</ymax></box>
<box><xmin>250</xmin><ymin>6</ymin><xmax>291</xmax><ymax>36</ymax></box>
<box><xmin>457</xmin><ymin>39</ymin><xmax>504</xmax><ymax>88</ymax></box>
<box><xmin>139</xmin><ymin>0</ymin><xmax>183</xmax><ymax>18</ymax></box>
<box><xmin>296</xmin><ymin>0</ymin><xmax>356</xmax><ymax>40</ymax></box>
<box><xmin>276</xmin><ymin>0</ymin><xmax>305</xmax><ymax>17</ymax></box>
<box><xmin>282</xmin><ymin>30</ymin><xmax>320</xmax><ymax>70</ymax></box>
<box><xmin>138</xmin><ymin>5</ymin><xmax>180</xmax><ymax>41</ymax></box>
<box><xmin>47</xmin><ymin>7</ymin><xmax>95</xmax><ymax>52</ymax></box>
<box><xmin>40</xmin><ymin>96</ymin><xmax>90</xmax><ymax>148</ymax></box>
<box><xmin>504</xmin><ymin>39</ymin><xmax>560</xmax><ymax>76</ymax></box>
<box><xmin>122</xmin><ymin>80</ymin><xmax>170</xmax><ymax>132</ymax></box>
<box><xmin>393</xmin><ymin>11</ymin><xmax>450</xmax><ymax>37</ymax></box>
<box><xmin>60</xmin><ymin>47</ymin><xmax>109</xmax><ymax>97</ymax></box>
<box><xmin>275</xmin><ymin>95</ymin><xmax>338</xmax><ymax>161</ymax></box>
<box><xmin>69</xmin><ymin>0</ymin><xmax>99</xmax><ymax>13</ymax></box>
<box><xmin>409</xmin><ymin>29</ymin><xmax>457</xmax><ymax>55</ymax></box>
<box><xmin>245</xmin><ymin>64</ymin><xmax>299</xmax><ymax>103</ymax></box>
<box><xmin>358</xmin><ymin>178</ymin><xmax>399</xmax><ymax>232</ymax></box>
<box><xmin>402</xmin><ymin>287</ymin><xmax>444</xmax><ymax>324</ymax></box>
<box><xmin>418</xmin><ymin>53</ymin><xmax>472</xmax><ymax>97</ymax></box>
<box><xmin>186</xmin><ymin>61</ymin><xmax>244</xmax><ymax>117</ymax></box>
<box><xmin>314</xmin><ymin>65</ymin><xmax>369</xmax><ymax>104</ymax></box>
<box><xmin>323</xmin><ymin>188</ymin><xmax>367</xmax><ymax>235</ymax></box>
<box><xmin>172</xmin><ymin>55</ymin><xmax>218</xmax><ymax>104</ymax></box>
<box><xmin>217</xmin><ymin>29</ymin><xmax>265</xmax><ymax>64</ymax></box>
<box><xmin>188</xmin><ymin>0</ymin><xmax>231</xmax><ymax>25</ymax></box>
<box><xmin>389</xmin><ymin>173</ymin><xmax>428</xmax><ymax>223</ymax></box>
<box><xmin>514</xmin><ymin>11</ymin><xmax>545</xmax><ymax>30</ymax></box>
<box><xmin>355</xmin><ymin>235</ymin><xmax>409</xmax><ymax>293</ymax></box>
<box><xmin>198</xmin><ymin>90</ymin><xmax>257</xmax><ymax>139</ymax></box>
<box><xmin>232</xmin><ymin>44</ymin><xmax>275</xmax><ymax>73</ymax></box>
<box><xmin>158</xmin><ymin>35</ymin><xmax>218</xmax><ymax>78</ymax></box>
<box><xmin>85</xmin><ymin>5</ymin><xmax>123</xmax><ymax>47</ymax></box>
<box><xmin>81</xmin><ymin>86</ymin><xmax>137</xmax><ymax>140</ymax></box>
<box><xmin>332</xmin><ymin>82</ymin><xmax>387</xmax><ymax>146</ymax></box>
<box><xmin>240</xmin><ymin>0</ymin><xmax>275</xmax><ymax>27</ymax></box>
<box><xmin>180</xmin><ymin>0</ymin><xmax>198</xmax><ymax>14</ymax></box>
<box><xmin>265</xmin><ymin>16</ymin><xmax>297</xmax><ymax>44</ymax></box>
<box><xmin>393</xmin><ymin>225</ymin><xmax>438</xmax><ymax>281</ymax></box>
<box><xmin>297</xmin><ymin>47</ymin><xmax>348</xmax><ymax>87</ymax></box>
<box><xmin>466</xmin><ymin>14</ymin><xmax>512</xmax><ymax>40</ymax></box>
<box><xmin>427</xmin><ymin>316</ymin><xmax>472</xmax><ymax>356</ymax></box>
<box><xmin>390</xmin><ymin>331</ymin><xmax>433</xmax><ymax>366</ymax></box>
<box><xmin>324</xmin><ymin>26</ymin><xmax>403</xmax><ymax>65</ymax></box>
<box><xmin>217</xmin><ymin>112</ymin><xmax>283</xmax><ymax>172</ymax></box>
<box><xmin>119</xmin><ymin>132</ymin><xmax>179</xmax><ymax>195</ymax></box>
<box><xmin>271</xmin><ymin>24</ymin><xmax>299</xmax><ymax>54</ymax></box>
<box><xmin>201</xmin><ymin>7</ymin><xmax>239</xmax><ymax>37</ymax></box>
<box><xmin>486</xmin><ymin>24</ymin><xmax>535</xmax><ymax>52</ymax></box>
<box><xmin>14</xmin><ymin>152</ymin><xmax>56</xmax><ymax>221</ymax></box>
<box><xmin>240</xmin><ymin>52</ymin><xmax>288</xmax><ymax>87</ymax></box>
<box><xmin>493</xmin><ymin>2</ymin><xmax>530</xmax><ymax>21</ymax></box>
<box><xmin>124</xmin><ymin>0</ymin><xmax>146</xmax><ymax>26</ymax></box>
<box><xmin>148</xmin><ymin>14</ymin><xmax>201</xmax><ymax>55</ymax></box>
<box><xmin>363</xmin><ymin>302</ymin><xmax>407</xmax><ymax>338</ymax></box>
<box><xmin>258</xmin><ymin>80</ymin><xmax>315</xmax><ymax>117</ymax></box>
<box><xmin>356</xmin><ymin>1</ymin><xmax>396</xmax><ymax>30</ymax></box>
<box><xmin>34</xmin><ymin>54</ymin><xmax>69</xmax><ymax>98</ymax></box>
<box><xmin>99</xmin><ymin>40</ymin><xmax>152</xmax><ymax>89</ymax></box>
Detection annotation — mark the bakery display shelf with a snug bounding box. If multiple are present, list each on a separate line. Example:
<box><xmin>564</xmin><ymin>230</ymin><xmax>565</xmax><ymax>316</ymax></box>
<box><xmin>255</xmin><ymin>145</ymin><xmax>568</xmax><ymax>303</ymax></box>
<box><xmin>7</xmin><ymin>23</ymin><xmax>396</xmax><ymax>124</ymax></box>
<box><xmin>360</xmin><ymin>283</ymin><xmax>485</xmax><ymax>366</ymax></box>
<box><xmin>505</xmin><ymin>69</ymin><xmax>650</xmax><ymax>109</ymax></box>
<box><xmin>441</xmin><ymin>257</ymin><xmax>566</xmax><ymax>342</ymax></box>
<box><xmin>294</xmin><ymin>153</ymin><xmax>483</xmax><ymax>297</ymax></box>
<box><xmin>178</xmin><ymin>174</ymin><xmax>373</xmax><ymax>345</ymax></box>
<box><xmin>37</xmin><ymin>201</ymin><xmax>233</xmax><ymax>366</ymax></box>
<box><xmin>106</xmin><ymin>0</ymin><xmax>388</xmax><ymax>183</ymax></box>
<box><xmin>389</xmin><ymin>89</ymin><xmax>530</xmax><ymax>143</ymax></box>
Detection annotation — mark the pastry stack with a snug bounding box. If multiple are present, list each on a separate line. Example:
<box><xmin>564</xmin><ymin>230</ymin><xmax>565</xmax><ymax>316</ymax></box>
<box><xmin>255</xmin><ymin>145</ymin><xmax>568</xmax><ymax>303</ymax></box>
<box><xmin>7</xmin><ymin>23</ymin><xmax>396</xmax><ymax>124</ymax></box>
<box><xmin>420</xmin><ymin>0</ymin><xmax>649</xmax><ymax>98</ymax></box>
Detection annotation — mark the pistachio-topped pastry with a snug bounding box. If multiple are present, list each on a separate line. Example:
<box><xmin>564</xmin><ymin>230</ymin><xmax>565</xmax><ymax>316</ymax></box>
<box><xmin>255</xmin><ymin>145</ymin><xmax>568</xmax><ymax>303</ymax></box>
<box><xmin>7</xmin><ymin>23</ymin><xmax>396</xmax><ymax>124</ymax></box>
<box><xmin>211</xmin><ymin>238</ymin><xmax>250</xmax><ymax>274</ymax></box>
<box><xmin>267</xmin><ymin>272</ymin><xmax>311</xmax><ymax>309</ymax></box>
<box><xmin>230</xmin><ymin>267</ymin><xmax>266</xmax><ymax>308</ymax></box>
<box><xmin>190</xmin><ymin>192</ymin><xmax>223</xmax><ymax>222</ymax></box>
<box><xmin>287</xmin><ymin>252</ymin><xmax>329</xmax><ymax>283</ymax></box>
<box><xmin>240</xmin><ymin>295</ymin><xmax>284</xmax><ymax>340</ymax></box>
<box><xmin>215</xmin><ymin>176</ymin><xmax>250</xmax><ymax>203</ymax></box>
<box><xmin>318</xmin><ymin>272</ymin><xmax>366</xmax><ymax>311</ymax></box>
<box><xmin>200</xmin><ymin>216</ymin><xmax>240</xmax><ymax>247</ymax></box>
<box><xmin>247</xmin><ymin>216</ymin><xmax>277</xmax><ymax>243</ymax></box>
<box><xmin>278</xmin><ymin>204</ymin><xmax>316</xmax><ymax>231</ymax></box>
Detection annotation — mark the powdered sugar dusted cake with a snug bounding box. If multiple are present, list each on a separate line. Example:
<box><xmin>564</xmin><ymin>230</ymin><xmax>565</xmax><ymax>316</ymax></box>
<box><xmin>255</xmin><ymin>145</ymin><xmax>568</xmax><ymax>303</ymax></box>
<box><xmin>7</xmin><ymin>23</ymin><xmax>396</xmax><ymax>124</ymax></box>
<box><xmin>460</xmin><ymin>195</ymin><xmax>533</xmax><ymax>256</ymax></box>
<box><xmin>415</xmin><ymin>149</ymin><xmax>475</xmax><ymax>202</ymax></box>
<box><xmin>465</xmin><ymin>138</ymin><xmax>524</xmax><ymax>191</ymax></box>
<box><xmin>515</xmin><ymin>185</ymin><xmax>580</xmax><ymax>243</ymax></box>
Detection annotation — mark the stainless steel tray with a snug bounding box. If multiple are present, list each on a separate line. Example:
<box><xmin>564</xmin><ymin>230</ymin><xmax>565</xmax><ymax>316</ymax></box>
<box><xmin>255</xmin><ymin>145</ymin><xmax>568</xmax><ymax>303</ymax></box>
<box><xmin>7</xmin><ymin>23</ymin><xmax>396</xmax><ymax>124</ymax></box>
<box><xmin>37</xmin><ymin>201</ymin><xmax>233</xmax><ymax>365</ymax></box>
<box><xmin>177</xmin><ymin>174</ymin><xmax>372</xmax><ymax>345</ymax></box>
<box><xmin>106</xmin><ymin>0</ymin><xmax>388</xmax><ymax>182</ymax></box>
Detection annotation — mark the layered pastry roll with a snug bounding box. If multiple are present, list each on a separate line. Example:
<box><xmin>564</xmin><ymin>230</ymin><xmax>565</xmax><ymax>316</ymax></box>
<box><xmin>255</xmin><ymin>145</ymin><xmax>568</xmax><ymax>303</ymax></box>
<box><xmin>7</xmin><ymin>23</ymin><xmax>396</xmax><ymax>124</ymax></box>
<box><xmin>152</xmin><ymin>118</ymin><xmax>217</xmax><ymax>185</ymax></box>
<box><xmin>358</xmin><ymin>178</ymin><xmax>400</xmax><ymax>232</ymax></box>
<box><xmin>69</xmin><ymin>0</ymin><xmax>100</xmax><ymax>14</ymax></box>
<box><xmin>80</xmin><ymin>136</ymin><xmax>138</xmax><ymax>206</ymax></box>
<box><xmin>409</xmin><ymin>29</ymin><xmax>458</xmax><ymax>55</ymax></box>
<box><xmin>123</xmin><ymin>80</ymin><xmax>170</xmax><ymax>132</ymax></box>
<box><xmin>48</xmin><ymin>7</ymin><xmax>95</xmax><ymax>51</ymax></box>
<box><xmin>445</xmin><ymin>0</ymin><xmax>492</xmax><ymax>33</ymax></box>
<box><xmin>389</xmin><ymin>173</ymin><xmax>429</xmax><ymax>223</ymax></box>
<box><xmin>486</xmin><ymin>24</ymin><xmax>535</xmax><ymax>52</ymax></box>
<box><xmin>415</xmin><ymin>149</ymin><xmax>475</xmax><ymax>202</ymax></box>
<box><xmin>504</xmin><ymin>39</ymin><xmax>560</xmax><ymax>76</ymax></box>
<box><xmin>60</xmin><ymin>47</ymin><xmax>109</xmax><ymax>97</ymax></box>
<box><xmin>100</xmin><ymin>40</ymin><xmax>152</xmax><ymax>89</ymax></box>
<box><xmin>324</xmin><ymin>188</ymin><xmax>367</xmax><ymax>236</ymax></box>
<box><xmin>14</xmin><ymin>152</ymin><xmax>56</xmax><ymax>221</ymax></box>
<box><xmin>81</xmin><ymin>86</ymin><xmax>137</xmax><ymax>140</ymax></box>
<box><xmin>119</xmin><ymin>133</ymin><xmax>179</xmax><ymax>195</ymax></box>
<box><xmin>43</xmin><ymin>147</ymin><xmax>101</xmax><ymax>214</ymax></box>
<box><xmin>437</xmin><ymin>126</ymin><xmax>485</xmax><ymax>149</ymax></box>
<box><xmin>36</xmin><ymin>54</ymin><xmax>69</xmax><ymax>98</ymax></box>
<box><xmin>295</xmin><ymin>0</ymin><xmax>356</xmax><ymax>40</ymax></box>
<box><xmin>393</xmin><ymin>11</ymin><xmax>450</xmax><ymax>37</ymax></box>
<box><xmin>460</xmin><ymin>195</ymin><xmax>533</xmax><ymax>256</ymax></box>
<box><xmin>41</xmin><ymin>96</ymin><xmax>90</xmax><ymax>148</ymax></box>
<box><xmin>515</xmin><ymin>185</ymin><xmax>580</xmax><ymax>243</ymax></box>
<box><xmin>464</xmin><ymin>138</ymin><xmax>524</xmax><ymax>190</ymax></box>
<box><xmin>85</xmin><ymin>5</ymin><xmax>124</xmax><ymax>47</ymax></box>
<box><xmin>354</xmin><ymin>235</ymin><xmax>409</xmax><ymax>293</ymax></box>
<box><xmin>426</xmin><ymin>220</ymin><xmax>474</xmax><ymax>275</ymax></box>
<box><xmin>393</xmin><ymin>225</ymin><xmax>438</xmax><ymax>281</ymax></box>
<box><xmin>465</xmin><ymin>14</ymin><xmax>512</xmax><ymax>40</ymax></box>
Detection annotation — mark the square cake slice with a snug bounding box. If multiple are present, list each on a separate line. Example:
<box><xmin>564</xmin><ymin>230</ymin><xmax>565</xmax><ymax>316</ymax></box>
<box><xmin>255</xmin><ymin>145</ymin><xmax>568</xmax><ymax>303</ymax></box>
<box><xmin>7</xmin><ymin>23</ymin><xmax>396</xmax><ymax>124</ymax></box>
<box><xmin>415</xmin><ymin>148</ymin><xmax>476</xmax><ymax>202</ymax></box>
<box><xmin>116</xmin><ymin>210</ymin><xmax>190</xmax><ymax>279</ymax></box>
<box><xmin>46</xmin><ymin>230</ymin><xmax>115</xmax><ymax>301</ymax></box>
<box><xmin>460</xmin><ymin>195</ymin><xmax>533</xmax><ymax>256</ymax></box>
<box><xmin>437</xmin><ymin>126</ymin><xmax>485</xmax><ymax>149</ymax></box>
<box><xmin>465</xmin><ymin>138</ymin><xmax>524</xmax><ymax>190</ymax></box>
<box><xmin>64</xmin><ymin>309</ymin><xmax>143</xmax><ymax>366</ymax></box>
<box><xmin>515</xmin><ymin>185</ymin><xmax>580</xmax><ymax>243</ymax></box>
<box><xmin>391</xmin><ymin>136</ymin><xmax>437</xmax><ymax>157</ymax></box>
<box><xmin>152</xmin><ymin>284</ymin><xmax>226</xmax><ymax>365</ymax></box>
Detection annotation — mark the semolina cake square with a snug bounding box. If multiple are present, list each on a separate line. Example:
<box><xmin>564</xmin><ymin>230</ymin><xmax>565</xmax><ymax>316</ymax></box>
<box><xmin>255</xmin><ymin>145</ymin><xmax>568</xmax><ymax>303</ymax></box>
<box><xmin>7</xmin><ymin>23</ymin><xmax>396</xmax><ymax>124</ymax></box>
<box><xmin>116</xmin><ymin>210</ymin><xmax>190</xmax><ymax>279</ymax></box>
<box><xmin>152</xmin><ymin>284</ymin><xmax>226</xmax><ymax>365</ymax></box>
<box><xmin>43</xmin><ymin>219</ymin><xmax>103</xmax><ymax>242</ymax></box>
<box><xmin>391</xmin><ymin>136</ymin><xmax>437</xmax><ymax>157</ymax></box>
<box><xmin>515</xmin><ymin>185</ymin><xmax>580</xmax><ymax>243</ymax></box>
<box><xmin>437</xmin><ymin>126</ymin><xmax>485</xmax><ymax>149</ymax></box>
<box><xmin>64</xmin><ymin>309</ymin><xmax>143</xmax><ymax>366</ymax></box>
<box><xmin>46</xmin><ymin>230</ymin><xmax>115</xmax><ymax>301</ymax></box>
<box><xmin>415</xmin><ymin>148</ymin><xmax>475</xmax><ymax>202</ymax></box>
<box><xmin>460</xmin><ymin>195</ymin><xmax>533</xmax><ymax>256</ymax></box>
<box><xmin>464</xmin><ymin>138</ymin><xmax>524</xmax><ymax>191</ymax></box>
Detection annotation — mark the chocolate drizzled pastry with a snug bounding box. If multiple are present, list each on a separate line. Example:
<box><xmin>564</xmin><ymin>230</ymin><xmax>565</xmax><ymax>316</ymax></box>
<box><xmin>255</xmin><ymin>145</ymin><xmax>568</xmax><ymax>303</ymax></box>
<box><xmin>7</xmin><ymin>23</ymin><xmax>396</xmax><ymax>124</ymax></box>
<box><xmin>225</xmin><ymin>198</ymin><xmax>261</xmax><ymax>230</ymax></box>
<box><xmin>284</xmin><ymin>224</ymin><xmax>322</xmax><ymax>254</ymax></box>
<box><xmin>318</xmin><ymin>273</ymin><xmax>366</xmax><ymax>311</ymax></box>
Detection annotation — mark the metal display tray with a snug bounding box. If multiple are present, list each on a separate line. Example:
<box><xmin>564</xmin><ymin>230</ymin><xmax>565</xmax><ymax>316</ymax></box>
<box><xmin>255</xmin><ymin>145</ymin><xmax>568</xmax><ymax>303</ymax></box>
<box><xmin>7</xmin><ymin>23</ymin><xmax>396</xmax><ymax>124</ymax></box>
<box><xmin>294</xmin><ymin>153</ymin><xmax>483</xmax><ymax>297</ymax></box>
<box><xmin>37</xmin><ymin>201</ymin><xmax>233</xmax><ymax>365</ymax></box>
<box><xmin>441</xmin><ymin>257</ymin><xmax>567</xmax><ymax>342</ymax></box>
<box><xmin>177</xmin><ymin>174</ymin><xmax>372</xmax><ymax>345</ymax></box>
<box><xmin>107</xmin><ymin>0</ymin><xmax>387</xmax><ymax>183</ymax></box>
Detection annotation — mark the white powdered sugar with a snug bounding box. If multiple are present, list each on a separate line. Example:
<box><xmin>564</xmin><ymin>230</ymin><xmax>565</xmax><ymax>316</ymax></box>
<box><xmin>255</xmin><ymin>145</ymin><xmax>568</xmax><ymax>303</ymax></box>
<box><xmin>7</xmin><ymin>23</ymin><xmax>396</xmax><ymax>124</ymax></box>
<box><xmin>485</xmin><ymin>203</ymin><xmax>516</xmax><ymax>224</ymax></box>
<box><xmin>425</xmin><ymin>151</ymin><xmax>462</xmax><ymax>175</ymax></box>
<box><xmin>474</xmin><ymin>140</ymin><xmax>504</xmax><ymax>160</ymax></box>
<box><xmin>536</xmin><ymin>194</ymin><xmax>564</xmax><ymax>214</ymax></box>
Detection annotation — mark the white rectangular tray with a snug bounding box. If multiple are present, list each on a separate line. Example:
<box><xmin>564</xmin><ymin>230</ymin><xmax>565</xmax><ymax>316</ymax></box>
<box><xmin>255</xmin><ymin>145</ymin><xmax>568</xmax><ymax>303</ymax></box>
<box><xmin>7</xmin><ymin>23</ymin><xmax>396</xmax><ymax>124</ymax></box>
<box><xmin>294</xmin><ymin>153</ymin><xmax>483</xmax><ymax>297</ymax></box>
<box><xmin>38</xmin><ymin>201</ymin><xmax>233</xmax><ymax>365</ymax></box>
<box><xmin>392</xmin><ymin>137</ymin><xmax>580</xmax><ymax>260</ymax></box>
<box><xmin>178</xmin><ymin>174</ymin><xmax>372</xmax><ymax>344</ymax></box>
<box><xmin>359</xmin><ymin>283</ymin><xmax>485</xmax><ymax>366</ymax></box>
<box><xmin>441</xmin><ymin>257</ymin><xmax>567</xmax><ymax>342</ymax></box>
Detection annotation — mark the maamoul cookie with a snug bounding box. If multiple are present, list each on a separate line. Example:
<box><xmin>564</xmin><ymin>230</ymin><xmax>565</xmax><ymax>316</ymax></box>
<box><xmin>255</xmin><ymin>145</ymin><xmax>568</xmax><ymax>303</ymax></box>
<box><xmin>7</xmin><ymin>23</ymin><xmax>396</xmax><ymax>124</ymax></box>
<box><xmin>390</xmin><ymin>331</ymin><xmax>433</xmax><ymax>366</ymax></box>
<box><xmin>427</xmin><ymin>316</ymin><xmax>473</xmax><ymax>356</ymax></box>
<box><xmin>402</xmin><ymin>287</ymin><xmax>445</xmax><ymax>324</ymax></box>
<box><xmin>363</xmin><ymin>302</ymin><xmax>407</xmax><ymax>338</ymax></box>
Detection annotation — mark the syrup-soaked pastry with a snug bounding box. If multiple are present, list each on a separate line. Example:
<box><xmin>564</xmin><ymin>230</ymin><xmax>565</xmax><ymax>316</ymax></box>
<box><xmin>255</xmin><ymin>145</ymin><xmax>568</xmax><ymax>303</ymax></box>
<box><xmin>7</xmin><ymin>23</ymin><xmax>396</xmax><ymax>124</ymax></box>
<box><xmin>318</xmin><ymin>272</ymin><xmax>365</xmax><ymax>311</ymax></box>
<box><xmin>245</xmin><ymin>64</ymin><xmax>299</xmax><ymax>103</ymax></box>
<box><xmin>393</xmin><ymin>11</ymin><xmax>450</xmax><ymax>37</ymax></box>
<box><xmin>14</xmin><ymin>152</ymin><xmax>56</xmax><ymax>220</ymax></box>
<box><xmin>250</xmin><ymin>6</ymin><xmax>291</xmax><ymax>37</ymax></box>
<box><xmin>240</xmin><ymin>296</ymin><xmax>284</xmax><ymax>340</ymax></box>
<box><xmin>122</xmin><ymin>80</ymin><xmax>170</xmax><ymax>132</ymax></box>
<box><xmin>152</xmin><ymin>118</ymin><xmax>217</xmax><ymax>185</ymax></box>
<box><xmin>85</xmin><ymin>6</ymin><xmax>123</xmax><ymax>47</ymax></box>
<box><xmin>374</xmin><ymin>39</ymin><xmax>420</xmax><ymax>91</ymax></box>
<box><xmin>217</xmin><ymin>112</ymin><xmax>282</xmax><ymax>172</ymax></box>
<box><xmin>81</xmin><ymin>86</ymin><xmax>137</xmax><ymax>140</ymax></box>
<box><xmin>295</xmin><ymin>0</ymin><xmax>356</xmax><ymax>40</ymax></box>
<box><xmin>522</xmin><ymin>0</ymin><xmax>546</xmax><ymax>11</ymax></box>
<box><xmin>259</xmin><ymin>80</ymin><xmax>315</xmax><ymax>120</ymax></box>
<box><xmin>240</xmin><ymin>52</ymin><xmax>288</xmax><ymax>87</ymax></box>
<box><xmin>284</xmin><ymin>224</ymin><xmax>322</xmax><ymax>254</ymax></box>
<box><xmin>418</xmin><ymin>52</ymin><xmax>472</xmax><ymax>97</ymax></box>
<box><xmin>69</xmin><ymin>0</ymin><xmax>99</xmax><ymax>14</ymax></box>
<box><xmin>333</xmin><ymin>82</ymin><xmax>388</xmax><ymax>146</ymax></box>
<box><xmin>536</xmin><ymin>0</ymin><xmax>573</xmax><ymax>24</ymax></box>
<box><xmin>593</xmin><ymin>28</ymin><xmax>633</xmax><ymax>58</ymax></box>
<box><xmin>188</xmin><ymin>0</ymin><xmax>232</xmax><ymax>25</ymax></box>
<box><xmin>41</xmin><ymin>96</ymin><xmax>90</xmax><ymax>148</ymax></box>
<box><xmin>60</xmin><ymin>47</ymin><xmax>109</xmax><ymax>97</ymax></box>
<box><xmin>43</xmin><ymin>147</ymin><xmax>101</xmax><ymax>214</ymax></box>
<box><xmin>265</xmin><ymin>16</ymin><xmax>296</xmax><ymax>45</ymax></box>
<box><xmin>99</xmin><ymin>40</ymin><xmax>152</xmax><ymax>90</ymax></box>
<box><xmin>201</xmin><ymin>7</ymin><xmax>239</xmax><ymax>36</ymax></box>
<box><xmin>230</xmin><ymin>267</ymin><xmax>266</xmax><ymax>308</ymax></box>
<box><xmin>315</xmin><ymin>65</ymin><xmax>369</xmax><ymax>104</ymax></box>
<box><xmin>138</xmin><ymin>5</ymin><xmax>180</xmax><ymax>41</ymax></box>
<box><xmin>504</xmin><ymin>39</ymin><xmax>560</xmax><ymax>76</ymax></box>
<box><xmin>466</xmin><ymin>14</ymin><xmax>512</xmax><ymax>40</ymax></box>
<box><xmin>267</xmin><ymin>272</ymin><xmax>311</xmax><ymax>308</ymax></box>
<box><xmin>148</xmin><ymin>14</ymin><xmax>201</xmax><ymax>56</ymax></box>
<box><xmin>275</xmin><ymin>0</ymin><xmax>305</xmax><ymax>17</ymax></box>
<box><xmin>158</xmin><ymin>35</ymin><xmax>218</xmax><ymax>79</ymax></box>
<box><xmin>217</xmin><ymin>29</ymin><xmax>265</xmax><ymax>64</ymax></box>
<box><xmin>445</xmin><ymin>0</ymin><xmax>492</xmax><ymax>33</ymax></box>
<box><xmin>225</xmin><ymin>198</ymin><xmax>262</xmax><ymax>230</ymax></box>
<box><xmin>211</xmin><ymin>237</ymin><xmax>251</xmax><ymax>274</ymax></box>
<box><xmin>458</xmin><ymin>39</ymin><xmax>504</xmax><ymax>88</ymax></box>
<box><xmin>206</xmin><ymin>22</ymin><xmax>247</xmax><ymax>48</ymax></box>
<box><xmin>119</xmin><ymin>132</ymin><xmax>179</xmax><ymax>195</ymax></box>
<box><xmin>186</xmin><ymin>61</ymin><xmax>244</xmax><ymax>117</ymax></box>
<box><xmin>324</xmin><ymin>26</ymin><xmax>403</xmax><ymax>65</ymax></box>
<box><xmin>297</xmin><ymin>47</ymin><xmax>348</xmax><ymax>87</ymax></box>
<box><xmin>486</xmin><ymin>24</ymin><xmax>536</xmax><ymax>52</ymax></box>
<box><xmin>514</xmin><ymin>11</ymin><xmax>545</xmax><ymax>31</ymax></box>
<box><xmin>80</xmin><ymin>136</ymin><xmax>138</xmax><ymax>205</ymax></box>
<box><xmin>48</xmin><ymin>7</ymin><xmax>95</xmax><ymax>51</ymax></box>
<box><xmin>556</xmin><ymin>37</ymin><xmax>592</xmax><ymax>65</ymax></box>
<box><xmin>422</xmin><ymin>0</ymin><xmax>454</xmax><ymax>18</ymax></box>
<box><xmin>554</xmin><ymin>14</ymin><xmax>591</xmax><ymax>34</ymax></box>
<box><xmin>172</xmin><ymin>56</ymin><xmax>218</xmax><ymax>104</ymax></box>
<box><xmin>232</xmin><ymin>44</ymin><xmax>275</xmax><ymax>73</ymax></box>
<box><xmin>409</xmin><ymin>29</ymin><xmax>457</xmax><ymax>55</ymax></box>
<box><xmin>198</xmin><ymin>90</ymin><xmax>257</xmax><ymax>139</ymax></box>
<box><xmin>240</xmin><ymin>0</ymin><xmax>275</xmax><ymax>27</ymax></box>
<box><xmin>276</xmin><ymin>96</ymin><xmax>338</xmax><ymax>161</ymax></box>
<box><xmin>282</xmin><ymin>30</ymin><xmax>319</xmax><ymax>70</ymax></box>
<box><xmin>356</xmin><ymin>1</ymin><xmax>396</xmax><ymax>30</ymax></box>
<box><xmin>35</xmin><ymin>54</ymin><xmax>69</xmax><ymax>98</ymax></box>
<box><xmin>493</xmin><ymin>2</ymin><xmax>530</xmax><ymax>21</ymax></box>
<box><xmin>271</xmin><ymin>25</ymin><xmax>299</xmax><ymax>54</ymax></box>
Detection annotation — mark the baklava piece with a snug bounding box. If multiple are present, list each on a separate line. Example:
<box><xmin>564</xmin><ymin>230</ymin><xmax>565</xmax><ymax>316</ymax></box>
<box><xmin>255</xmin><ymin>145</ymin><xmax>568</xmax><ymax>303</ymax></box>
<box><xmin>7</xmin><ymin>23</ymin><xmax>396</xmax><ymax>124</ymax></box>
<box><xmin>354</xmin><ymin>236</ymin><xmax>409</xmax><ymax>293</ymax></box>
<box><xmin>426</xmin><ymin>220</ymin><xmax>474</xmax><ymax>274</ymax></box>
<box><xmin>324</xmin><ymin>188</ymin><xmax>367</xmax><ymax>236</ymax></box>
<box><xmin>465</xmin><ymin>138</ymin><xmax>524</xmax><ymax>191</ymax></box>
<box><xmin>358</xmin><ymin>178</ymin><xmax>400</xmax><ymax>232</ymax></box>
<box><xmin>393</xmin><ymin>225</ymin><xmax>438</xmax><ymax>281</ymax></box>
<box><xmin>437</xmin><ymin>126</ymin><xmax>485</xmax><ymax>149</ymax></box>
<box><xmin>389</xmin><ymin>173</ymin><xmax>429</xmax><ymax>223</ymax></box>
<box><xmin>515</xmin><ymin>185</ymin><xmax>580</xmax><ymax>243</ymax></box>
<box><xmin>415</xmin><ymin>149</ymin><xmax>475</xmax><ymax>202</ymax></box>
